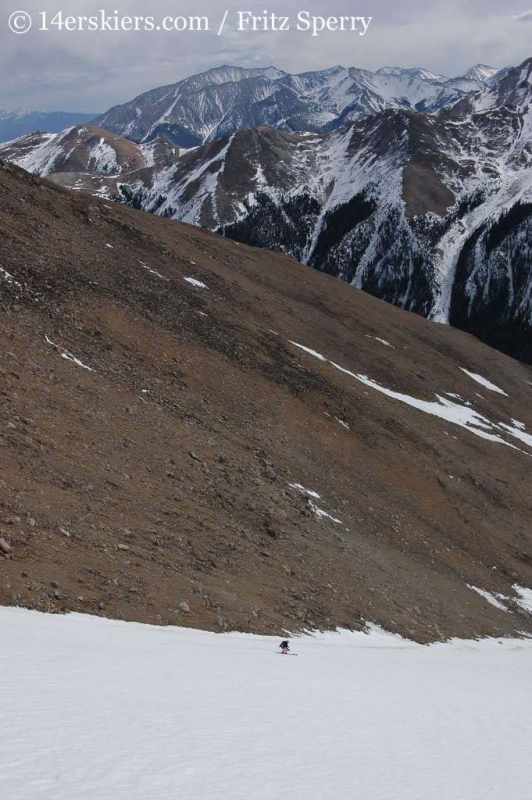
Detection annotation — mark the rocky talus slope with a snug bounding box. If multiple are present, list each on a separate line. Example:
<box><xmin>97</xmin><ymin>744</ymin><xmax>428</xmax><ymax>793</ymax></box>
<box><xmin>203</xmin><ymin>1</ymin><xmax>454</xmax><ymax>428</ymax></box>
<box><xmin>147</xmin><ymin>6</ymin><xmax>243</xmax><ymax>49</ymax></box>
<box><xmin>2</xmin><ymin>161</ymin><xmax>532</xmax><ymax>641</ymax></box>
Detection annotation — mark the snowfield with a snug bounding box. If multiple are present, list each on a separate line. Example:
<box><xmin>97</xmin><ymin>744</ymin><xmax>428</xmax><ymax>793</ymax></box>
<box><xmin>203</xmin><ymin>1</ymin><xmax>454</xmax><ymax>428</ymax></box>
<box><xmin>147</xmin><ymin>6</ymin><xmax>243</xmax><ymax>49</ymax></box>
<box><xmin>2</xmin><ymin>609</ymin><xmax>532</xmax><ymax>800</ymax></box>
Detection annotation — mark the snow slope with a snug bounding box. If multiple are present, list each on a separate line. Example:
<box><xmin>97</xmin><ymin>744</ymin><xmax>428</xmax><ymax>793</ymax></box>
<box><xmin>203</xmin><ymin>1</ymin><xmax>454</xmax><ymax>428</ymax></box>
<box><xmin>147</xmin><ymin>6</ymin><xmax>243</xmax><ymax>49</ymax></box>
<box><xmin>1</xmin><ymin>608</ymin><xmax>532</xmax><ymax>800</ymax></box>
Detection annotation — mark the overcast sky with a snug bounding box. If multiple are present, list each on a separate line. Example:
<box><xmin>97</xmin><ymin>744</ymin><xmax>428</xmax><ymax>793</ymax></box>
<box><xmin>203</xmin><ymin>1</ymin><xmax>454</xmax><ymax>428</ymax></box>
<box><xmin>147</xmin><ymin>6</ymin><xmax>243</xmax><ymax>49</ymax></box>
<box><xmin>2</xmin><ymin>0</ymin><xmax>532</xmax><ymax>112</ymax></box>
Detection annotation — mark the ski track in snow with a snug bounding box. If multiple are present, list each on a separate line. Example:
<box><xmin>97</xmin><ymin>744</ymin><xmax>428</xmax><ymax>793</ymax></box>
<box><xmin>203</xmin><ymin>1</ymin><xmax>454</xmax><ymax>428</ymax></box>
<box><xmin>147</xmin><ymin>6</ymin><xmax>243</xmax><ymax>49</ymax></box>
<box><xmin>2</xmin><ymin>608</ymin><xmax>532</xmax><ymax>800</ymax></box>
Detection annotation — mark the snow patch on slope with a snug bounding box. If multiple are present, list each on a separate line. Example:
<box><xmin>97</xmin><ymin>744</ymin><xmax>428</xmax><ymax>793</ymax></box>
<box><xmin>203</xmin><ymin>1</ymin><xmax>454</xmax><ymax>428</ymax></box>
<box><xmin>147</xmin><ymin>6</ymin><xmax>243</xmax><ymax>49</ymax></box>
<box><xmin>0</xmin><ymin>266</ymin><xmax>22</xmax><ymax>288</ymax></box>
<box><xmin>184</xmin><ymin>277</ymin><xmax>208</xmax><ymax>289</ymax></box>
<box><xmin>289</xmin><ymin>341</ymin><xmax>327</xmax><ymax>361</ymax></box>
<box><xmin>468</xmin><ymin>585</ymin><xmax>508</xmax><ymax>611</ymax></box>
<box><xmin>460</xmin><ymin>369</ymin><xmax>508</xmax><ymax>396</ymax></box>
<box><xmin>45</xmin><ymin>335</ymin><xmax>94</xmax><ymax>372</ymax></box>
<box><xmin>289</xmin><ymin>483</ymin><xmax>321</xmax><ymax>499</ymax></box>
<box><xmin>287</xmin><ymin>338</ymin><xmax>530</xmax><ymax>453</ymax></box>
<box><xmin>87</xmin><ymin>138</ymin><xmax>120</xmax><ymax>173</ymax></box>
<box><xmin>332</xmin><ymin>363</ymin><xmax>516</xmax><ymax>448</ymax></box>
<box><xmin>139</xmin><ymin>261</ymin><xmax>167</xmax><ymax>280</ymax></box>
<box><xmin>513</xmin><ymin>585</ymin><xmax>532</xmax><ymax>614</ymax></box>
<box><xmin>309</xmin><ymin>501</ymin><xmax>343</xmax><ymax>524</ymax></box>
<box><xmin>15</xmin><ymin>132</ymin><xmax>63</xmax><ymax>176</ymax></box>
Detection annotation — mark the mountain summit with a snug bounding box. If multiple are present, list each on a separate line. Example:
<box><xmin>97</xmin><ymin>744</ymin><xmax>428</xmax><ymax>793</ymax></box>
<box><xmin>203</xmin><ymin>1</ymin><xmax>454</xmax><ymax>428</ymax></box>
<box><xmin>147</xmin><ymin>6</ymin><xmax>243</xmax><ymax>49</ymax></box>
<box><xmin>462</xmin><ymin>64</ymin><xmax>501</xmax><ymax>82</ymax></box>
<box><xmin>94</xmin><ymin>62</ymin><xmax>497</xmax><ymax>146</ymax></box>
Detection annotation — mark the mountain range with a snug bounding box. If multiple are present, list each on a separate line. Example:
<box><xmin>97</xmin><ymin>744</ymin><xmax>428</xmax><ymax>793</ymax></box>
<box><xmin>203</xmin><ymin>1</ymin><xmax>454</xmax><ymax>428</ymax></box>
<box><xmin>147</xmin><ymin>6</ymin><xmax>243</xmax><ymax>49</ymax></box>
<box><xmin>3</xmin><ymin>59</ymin><xmax>532</xmax><ymax>364</ymax></box>
<box><xmin>94</xmin><ymin>63</ymin><xmax>505</xmax><ymax>145</ymax></box>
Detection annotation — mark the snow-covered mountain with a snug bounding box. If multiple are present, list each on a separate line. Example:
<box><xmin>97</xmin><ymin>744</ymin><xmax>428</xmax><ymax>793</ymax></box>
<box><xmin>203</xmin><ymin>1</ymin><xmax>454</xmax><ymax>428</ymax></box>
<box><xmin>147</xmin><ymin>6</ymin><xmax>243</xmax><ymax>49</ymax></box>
<box><xmin>94</xmin><ymin>63</ymin><xmax>497</xmax><ymax>146</ymax></box>
<box><xmin>0</xmin><ymin>109</ymin><xmax>97</xmax><ymax>143</ymax></box>
<box><xmin>448</xmin><ymin>58</ymin><xmax>530</xmax><ymax>116</ymax></box>
<box><xmin>0</xmin><ymin>125</ymin><xmax>177</xmax><ymax>178</ymax></box>
<box><xmin>463</xmin><ymin>64</ymin><xmax>502</xmax><ymax>83</ymax></box>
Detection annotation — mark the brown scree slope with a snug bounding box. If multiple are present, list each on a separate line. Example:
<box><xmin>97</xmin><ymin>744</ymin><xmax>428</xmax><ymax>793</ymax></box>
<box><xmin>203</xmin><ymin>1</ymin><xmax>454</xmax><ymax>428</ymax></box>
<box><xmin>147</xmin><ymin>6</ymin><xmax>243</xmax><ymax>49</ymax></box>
<box><xmin>1</xmin><ymin>160</ymin><xmax>532</xmax><ymax>642</ymax></box>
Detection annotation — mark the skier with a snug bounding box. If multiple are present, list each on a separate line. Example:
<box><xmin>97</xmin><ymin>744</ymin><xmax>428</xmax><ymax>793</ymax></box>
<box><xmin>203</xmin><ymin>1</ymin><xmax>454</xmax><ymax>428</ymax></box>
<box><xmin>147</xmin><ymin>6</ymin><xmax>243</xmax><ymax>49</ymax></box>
<box><xmin>279</xmin><ymin>640</ymin><xmax>290</xmax><ymax>654</ymax></box>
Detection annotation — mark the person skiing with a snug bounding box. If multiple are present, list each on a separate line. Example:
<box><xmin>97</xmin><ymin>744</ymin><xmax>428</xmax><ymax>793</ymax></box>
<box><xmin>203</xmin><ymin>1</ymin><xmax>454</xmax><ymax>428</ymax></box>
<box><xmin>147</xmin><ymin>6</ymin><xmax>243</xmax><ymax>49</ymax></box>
<box><xmin>279</xmin><ymin>640</ymin><xmax>290</xmax><ymax>654</ymax></box>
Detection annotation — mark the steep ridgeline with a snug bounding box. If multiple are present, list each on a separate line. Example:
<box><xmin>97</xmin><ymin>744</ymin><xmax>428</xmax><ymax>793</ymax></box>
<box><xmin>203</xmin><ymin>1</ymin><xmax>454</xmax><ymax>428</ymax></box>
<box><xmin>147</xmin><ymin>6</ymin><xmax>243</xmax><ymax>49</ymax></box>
<box><xmin>94</xmin><ymin>63</ymin><xmax>501</xmax><ymax>145</ymax></box>
<box><xmin>3</xmin><ymin>159</ymin><xmax>532</xmax><ymax>642</ymax></box>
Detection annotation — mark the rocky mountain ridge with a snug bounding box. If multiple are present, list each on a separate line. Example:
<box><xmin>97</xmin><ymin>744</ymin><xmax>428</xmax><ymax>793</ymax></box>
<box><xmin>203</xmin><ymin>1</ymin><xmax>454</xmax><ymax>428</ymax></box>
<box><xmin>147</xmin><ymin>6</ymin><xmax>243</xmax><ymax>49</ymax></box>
<box><xmin>94</xmin><ymin>62</ymin><xmax>503</xmax><ymax>145</ymax></box>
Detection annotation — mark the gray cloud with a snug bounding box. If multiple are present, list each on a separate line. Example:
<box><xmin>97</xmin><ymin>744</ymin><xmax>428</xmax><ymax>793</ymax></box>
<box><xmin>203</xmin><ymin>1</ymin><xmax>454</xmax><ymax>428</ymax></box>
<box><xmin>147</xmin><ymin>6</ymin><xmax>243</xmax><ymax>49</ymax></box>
<box><xmin>513</xmin><ymin>10</ymin><xmax>532</xmax><ymax>21</ymax></box>
<box><xmin>1</xmin><ymin>0</ymin><xmax>532</xmax><ymax>112</ymax></box>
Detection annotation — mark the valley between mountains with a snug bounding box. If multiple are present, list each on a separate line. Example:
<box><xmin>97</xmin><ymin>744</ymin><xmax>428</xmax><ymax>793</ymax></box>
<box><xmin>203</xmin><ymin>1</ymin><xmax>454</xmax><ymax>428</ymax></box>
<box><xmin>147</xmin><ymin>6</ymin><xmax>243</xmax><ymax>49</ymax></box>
<box><xmin>2</xmin><ymin>160</ymin><xmax>532</xmax><ymax>642</ymax></box>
